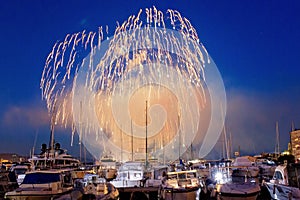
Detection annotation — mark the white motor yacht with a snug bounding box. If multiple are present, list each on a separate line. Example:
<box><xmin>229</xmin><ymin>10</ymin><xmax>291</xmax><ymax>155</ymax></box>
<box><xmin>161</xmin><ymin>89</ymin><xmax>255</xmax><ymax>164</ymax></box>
<box><xmin>74</xmin><ymin>173</ymin><xmax>119</xmax><ymax>199</ymax></box>
<box><xmin>28</xmin><ymin>143</ymin><xmax>80</xmax><ymax>170</ymax></box>
<box><xmin>110</xmin><ymin>161</ymin><xmax>146</xmax><ymax>188</ymax></box>
<box><xmin>97</xmin><ymin>154</ymin><xmax>118</xmax><ymax>181</ymax></box>
<box><xmin>264</xmin><ymin>163</ymin><xmax>300</xmax><ymax>200</ymax></box>
<box><xmin>4</xmin><ymin>169</ymin><xmax>75</xmax><ymax>200</ymax></box>
<box><xmin>232</xmin><ymin>156</ymin><xmax>259</xmax><ymax>177</ymax></box>
<box><xmin>160</xmin><ymin>169</ymin><xmax>200</xmax><ymax>200</ymax></box>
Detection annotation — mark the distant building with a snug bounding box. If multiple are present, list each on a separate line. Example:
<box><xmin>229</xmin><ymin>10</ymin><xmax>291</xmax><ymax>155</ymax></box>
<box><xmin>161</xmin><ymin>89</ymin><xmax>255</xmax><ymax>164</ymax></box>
<box><xmin>290</xmin><ymin>129</ymin><xmax>300</xmax><ymax>161</ymax></box>
<box><xmin>0</xmin><ymin>153</ymin><xmax>26</xmax><ymax>163</ymax></box>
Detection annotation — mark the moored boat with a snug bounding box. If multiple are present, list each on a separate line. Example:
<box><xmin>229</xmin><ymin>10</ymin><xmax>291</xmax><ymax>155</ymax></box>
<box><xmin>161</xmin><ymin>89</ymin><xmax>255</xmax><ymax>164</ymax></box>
<box><xmin>160</xmin><ymin>169</ymin><xmax>200</xmax><ymax>200</ymax></box>
<box><xmin>4</xmin><ymin>169</ymin><xmax>75</xmax><ymax>200</ymax></box>
<box><xmin>256</xmin><ymin>158</ymin><xmax>276</xmax><ymax>177</ymax></box>
<box><xmin>97</xmin><ymin>154</ymin><xmax>118</xmax><ymax>181</ymax></box>
<box><xmin>0</xmin><ymin>170</ymin><xmax>19</xmax><ymax>198</ymax></box>
<box><xmin>110</xmin><ymin>161</ymin><xmax>146</xmax><ymax>188</ymax></box>
<box><xmin>189</xmin><ymin>159</ymin><xmax>211</xmax><ymax>179</ymax></box>
<box><xmin>74</xmin><ymin>173</ymin><xmax>119</xmax><ymax>200</ymax></box>
<box><xmin>29</xmin><ymin>143</ymin><xmax>80</xmax><ymax>170</ymax></box>
<box><xmin>216</xmin><ymin>181</ymin><xmax>261</xmax><ymax>200</ymax></box>
<box><xmin>9</xmin><ymin>164</ymin><xmax>31</xmax><ymax>185</ymax></box>
<box><xmin>264</xmin><ymin>163</ymin><xmax>300</xmax><ymax>199</ymax></box>
<box><xmin>28</xmin><ymin>117</ymin><xmax>80</xmax><ymax>171</ymax></box>
<box><xmin>232</xmin><ymin>156</ymin><xmax>259</xmax><ymax>177</ymax></box>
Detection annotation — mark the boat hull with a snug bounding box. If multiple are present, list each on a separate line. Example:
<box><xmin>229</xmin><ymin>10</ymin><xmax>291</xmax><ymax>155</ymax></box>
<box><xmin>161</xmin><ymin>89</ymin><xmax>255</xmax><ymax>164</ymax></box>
<box><xmin>110</xmin><ymin>162</ymin><xmax>145</xmax><ymax>188</ymax></box>
<box><xmin>4</xmin><ymin>189</ymin><xmax>73</xmax><ymax>200</ymax></box>
<box><xmin>258</xmin><ymin>165</ymin><xmax>276</xmax><ymax>177</ymax></box>
<box><xmin>264</xmin><ymin>182</ymin><xmax>300</xmax><ymax>200</ymax></box>
<box><xmin>162</xmin><ymin>187</ymin><xmax>200</xmax><ymax>200</ymax></box>
<box><xmin>217</xmin><ymin>191</ymin><xmax>260</xmax><ymax>200</ymax></box>
<box><xmin>232</xmin><ymin>168</ymin><xmax>259</xmax><ymax>177</ymax></box>
<box><xmin>218</xmin><ymin>195</ymin><xmax>259</xmax><ymax>200</ymax></box>
<box><xmin>82</xmin><ymin>182</ymin><xmax>119</xmax><ymax>200</ymax></box>
<box><xmin>217</xmin><ymin>182</ymin><xmax>260</xmax><ymax>200</ymax></box>
<box><xmin>110</xmin><ymin>180</ymin><xmax>142</xmax><ymax>188</ymax></box>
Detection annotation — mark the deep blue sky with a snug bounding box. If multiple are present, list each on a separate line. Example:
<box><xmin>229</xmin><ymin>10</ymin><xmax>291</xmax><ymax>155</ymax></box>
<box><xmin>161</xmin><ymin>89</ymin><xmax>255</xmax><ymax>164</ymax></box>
<box><xmin>0</xmin><ymin>0</ymin><xmax>300</xmax><ymax>159</ymax></box>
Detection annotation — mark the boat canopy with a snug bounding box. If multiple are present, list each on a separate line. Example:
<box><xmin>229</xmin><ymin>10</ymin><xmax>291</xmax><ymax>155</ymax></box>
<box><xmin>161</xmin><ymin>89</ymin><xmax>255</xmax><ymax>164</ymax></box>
<box><xmin>22</xmin><ymin>172</ymin><xmax>61</xmax><ymax>184</ymax></box>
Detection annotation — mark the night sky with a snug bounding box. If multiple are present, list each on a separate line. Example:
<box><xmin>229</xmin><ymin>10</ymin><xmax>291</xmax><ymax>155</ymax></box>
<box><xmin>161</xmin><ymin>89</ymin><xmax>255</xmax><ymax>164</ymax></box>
<box><xmin>0</xmin><ymin>0</ymin><xmax>300</xmax><ymax>159</ymax></box>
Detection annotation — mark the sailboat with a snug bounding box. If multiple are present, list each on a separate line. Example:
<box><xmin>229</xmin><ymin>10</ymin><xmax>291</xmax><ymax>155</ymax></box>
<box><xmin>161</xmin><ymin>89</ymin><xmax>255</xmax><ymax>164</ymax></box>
<box><xmin>110</xmin><ymin>101</ymin><xmax>149</xmax><ymax>189</ymax></box>
<box><xmin>159</xmin><ymin>112</ymin><xmax>201</xmax><ymax>200</ymax></box>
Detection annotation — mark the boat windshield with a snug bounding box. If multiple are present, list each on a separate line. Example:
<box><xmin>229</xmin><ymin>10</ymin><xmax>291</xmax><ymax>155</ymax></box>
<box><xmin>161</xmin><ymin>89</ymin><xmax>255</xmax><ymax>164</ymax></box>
<box><xmin>168</xmin><ymin>171</ymin><xmax>197</xmax><ymax>180</ymax></box>
<box><xmin>23</xmin><ymin>173</ymin><xmax>61</xmax><ymax>184</ymax></box>
<box><xmin>14</xmin><ymin>169</ymin><xmax>28</xmax><ymax>175</ymax></box>
<box><xmin>120</xmin><ymin>163</ymin><xmax>144</xmax><ymax>171</ymax></box>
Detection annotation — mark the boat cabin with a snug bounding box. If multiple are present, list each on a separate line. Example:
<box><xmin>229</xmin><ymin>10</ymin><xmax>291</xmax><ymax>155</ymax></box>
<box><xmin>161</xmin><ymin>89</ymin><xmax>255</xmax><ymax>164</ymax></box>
<box><xmin>271</xmin><ymin>163</ymin><xmax>300</xmax><ymax>188</ymax></box>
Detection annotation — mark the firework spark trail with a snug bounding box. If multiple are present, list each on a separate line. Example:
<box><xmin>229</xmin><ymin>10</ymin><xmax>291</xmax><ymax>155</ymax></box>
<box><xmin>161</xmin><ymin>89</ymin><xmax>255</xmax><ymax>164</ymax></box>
<box><xmin>40</xmin><ymin>7</ymin><xmax>219</xmax><ymax>161</ymax></box>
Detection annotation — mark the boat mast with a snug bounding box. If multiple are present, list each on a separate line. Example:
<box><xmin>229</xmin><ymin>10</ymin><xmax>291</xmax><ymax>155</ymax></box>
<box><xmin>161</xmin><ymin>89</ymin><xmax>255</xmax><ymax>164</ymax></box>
<box><xmin>229</xmin><ymin>131</ymin><xmax>233</xmax><ymax>159</ymax></box>
<box><xmin>49</xmin><ymin>105</ymin><xmax>56</xmax><ymax>157</ymax></box>
<box><xmin>223</xmin><ymin>124</ymin><xmax>229</xmax><ymax>160</ymax></box>
<box><xmin>191</xmin><ymin>143</ymin><xmax>194</xmax><ymax>160</ymax></box>
<box><xmin>121</xmin><ymin>125</ymin><xmax>123</xmax><ymax>162</ymax></box>
<box><xmin>32</xmin><ymin>129</ymin><xmax>38</xmax><ymax>158</ymax></box>
<box><xmin>220</xmin><ymin>103</ymin><xmax>229</xmax><ymax>160</ymax></box>
<box><xmin>131</xmin><ymin>120</ymin><xmax>133</xmax><ymax>161</ymax></box>
<box><xmin>145</xmin><ymin>100</ymin><xmax>148</xmax><ymax>168</ymax></box>
<box><xmin>178</xmin><ymin>114</ymin><xmax>181</xmax><ymax>160</ymax></box>
<box><xmin>275</xmin><ymin>121</ymin><xmax>280</xmax><ymax>158</ymax></box>
<box><xmin>163</xmin><ymin>134</ymin><xmax>165</xmax><ymax>165</ymax></box>
<box><xmin>79</xmin><ymin>101</ymin><xmax>83</xmax><ymax>163</ymax></box>
<box><xmin>84</xmin><ymin>145</ymin><xmax>87</xmax><ymax>165</ymax></box>
<box><xmin>290</xmin><ymin>121</ymin><xmax>294</xmax><ymax>154</ymax></box>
